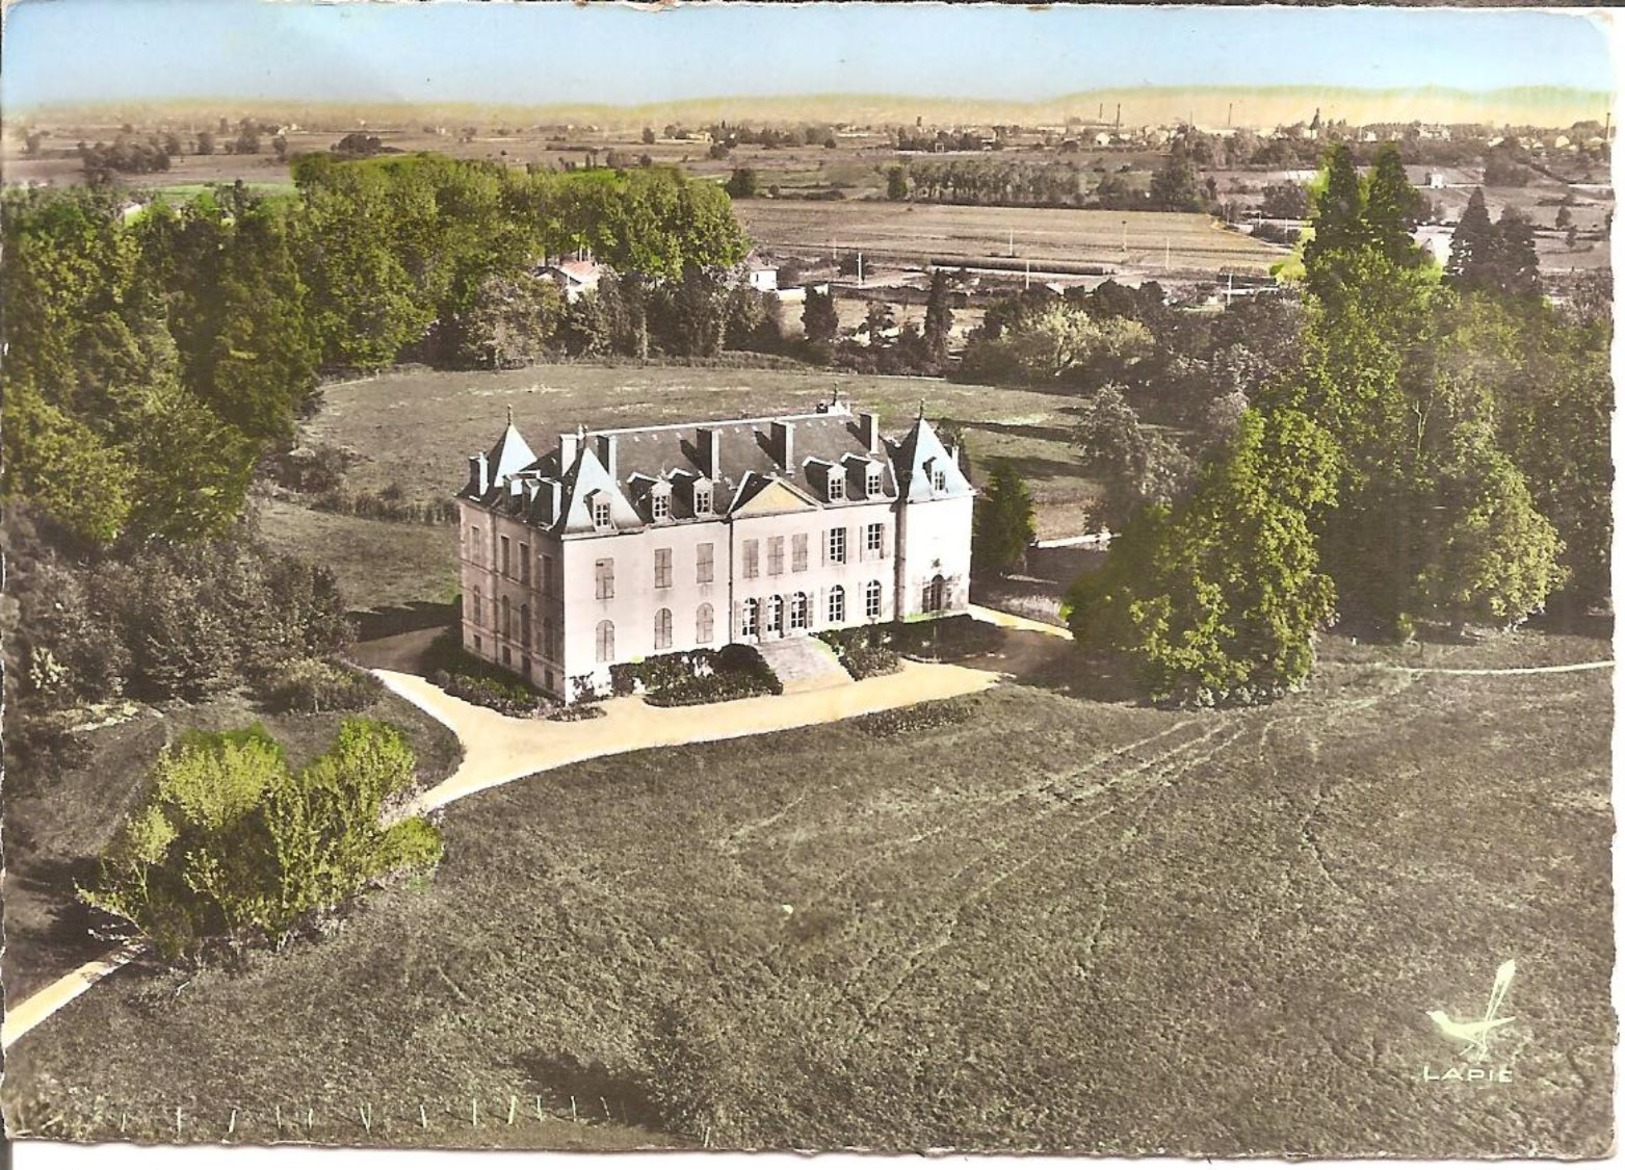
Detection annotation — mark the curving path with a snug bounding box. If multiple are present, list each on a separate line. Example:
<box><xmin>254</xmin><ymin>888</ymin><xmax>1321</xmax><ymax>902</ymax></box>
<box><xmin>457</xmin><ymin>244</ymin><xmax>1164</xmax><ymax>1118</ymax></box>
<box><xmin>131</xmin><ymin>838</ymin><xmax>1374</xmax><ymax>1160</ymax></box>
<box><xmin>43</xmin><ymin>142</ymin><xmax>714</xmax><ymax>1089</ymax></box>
<box><xmin>386</xmin><ymin>657</ymin><xmax>1001</xmax><ymax>815</ymax></box>
<box><xmin>2</xmin><ymin>654</ymin><xmax>1001</xmax><ymax>1050</ymax></box>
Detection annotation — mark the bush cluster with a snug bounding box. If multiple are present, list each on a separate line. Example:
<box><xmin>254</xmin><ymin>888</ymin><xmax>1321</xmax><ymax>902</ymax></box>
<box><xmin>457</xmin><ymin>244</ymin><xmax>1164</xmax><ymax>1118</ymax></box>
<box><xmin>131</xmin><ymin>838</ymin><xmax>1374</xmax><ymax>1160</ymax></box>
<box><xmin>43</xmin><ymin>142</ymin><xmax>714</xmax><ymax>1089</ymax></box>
<box><xmin>853</xmin><ymin>698</ymin><xmax>975</xmax><ymax>738</ymax></box>
<box><xmin>83</xmin><ymin>719</ymin><xmax>442</xmax><ymax>962</ymax></box>
<box><xmin>816</xmin><ymin>627</ymin><xmax>902</xmax><ymax>680</ymax></box>
<box><xmin>430</xmin><ymin>669</ymin><xmax>550</xmax><ymax>718</ymax></box>
<box><xmin>311</xmin><ymin>487</ymin><xmax>458</xmax><ymax>526</ymax></box>
<box><xmin>256</xmin><ymin>657</ymin><xmax>383</xmax><ymax>714</ymax></box>
<box><xmin>13</xmin><ymin>534</ymin><xmax>353</xmax><ymax>706</ymax></box>
<box><xmin>611</xmin><ymin>645</ymin><xmax>782</xmax><ymax>707</ymax></box>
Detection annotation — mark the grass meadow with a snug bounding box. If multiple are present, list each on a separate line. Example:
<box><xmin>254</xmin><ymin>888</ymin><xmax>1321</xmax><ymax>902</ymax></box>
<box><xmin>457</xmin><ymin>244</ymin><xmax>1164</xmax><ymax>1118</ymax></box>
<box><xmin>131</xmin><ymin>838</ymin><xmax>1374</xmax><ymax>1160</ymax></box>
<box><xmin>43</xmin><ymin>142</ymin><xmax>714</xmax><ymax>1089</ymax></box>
<box><xmin>3</xmin><ymin>628</ymin><xmax>1611</xmax><ymax>1155</ymax></box>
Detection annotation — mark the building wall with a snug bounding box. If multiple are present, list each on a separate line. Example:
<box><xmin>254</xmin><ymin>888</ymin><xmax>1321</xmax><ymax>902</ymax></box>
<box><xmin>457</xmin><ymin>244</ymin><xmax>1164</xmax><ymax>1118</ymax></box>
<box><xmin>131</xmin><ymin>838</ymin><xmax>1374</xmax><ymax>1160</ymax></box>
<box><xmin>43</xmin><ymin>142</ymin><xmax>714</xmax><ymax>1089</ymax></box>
<box><xmin>896</xmin><ymin>495</ymin><xmax>975</xmax><ymax>619</ymax></box>
<box><xmin>727</xmin><ymin>500</ymin><xmax>898</xmax><ymax>643</ymax></box>
<box><xmin>459</xmin><ymin>483</ymin><xmax>972</xmax><ymax>702</ymax></box>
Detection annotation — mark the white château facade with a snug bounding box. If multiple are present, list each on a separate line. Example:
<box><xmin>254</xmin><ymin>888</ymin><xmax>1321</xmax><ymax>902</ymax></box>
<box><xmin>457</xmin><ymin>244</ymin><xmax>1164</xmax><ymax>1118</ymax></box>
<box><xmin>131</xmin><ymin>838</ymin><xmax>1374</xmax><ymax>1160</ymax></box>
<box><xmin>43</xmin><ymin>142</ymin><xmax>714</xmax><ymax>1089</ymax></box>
<box><xmin>456</xmin><ymin>398</ymin><xmax>974</xmax><ymax>701</ymax></box>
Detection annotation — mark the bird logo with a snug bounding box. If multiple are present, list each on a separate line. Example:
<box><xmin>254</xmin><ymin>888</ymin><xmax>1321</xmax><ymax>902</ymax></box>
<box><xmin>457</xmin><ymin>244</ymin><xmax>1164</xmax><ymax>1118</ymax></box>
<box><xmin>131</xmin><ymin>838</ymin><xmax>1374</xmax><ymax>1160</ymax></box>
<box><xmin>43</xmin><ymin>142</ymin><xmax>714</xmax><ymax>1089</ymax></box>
<box><xmin>1428</xmin><ymin>959</ymin><xmax>1517</xmax><ymax>1062</ymax></box>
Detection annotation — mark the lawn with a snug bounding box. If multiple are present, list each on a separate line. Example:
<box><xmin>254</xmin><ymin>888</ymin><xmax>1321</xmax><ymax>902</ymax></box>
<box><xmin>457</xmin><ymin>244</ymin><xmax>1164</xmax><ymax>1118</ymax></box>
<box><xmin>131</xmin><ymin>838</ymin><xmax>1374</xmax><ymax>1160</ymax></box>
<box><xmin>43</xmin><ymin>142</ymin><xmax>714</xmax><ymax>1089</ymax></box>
<box><xmin>4</xmin><ymin>630</ymin><xmax>1611</xmax><ymax>1155</ymax></box>
<box><xmin>274</xmin><ymin>363</ymin><xmax>1105</xmax><ymax>612</ymax></box>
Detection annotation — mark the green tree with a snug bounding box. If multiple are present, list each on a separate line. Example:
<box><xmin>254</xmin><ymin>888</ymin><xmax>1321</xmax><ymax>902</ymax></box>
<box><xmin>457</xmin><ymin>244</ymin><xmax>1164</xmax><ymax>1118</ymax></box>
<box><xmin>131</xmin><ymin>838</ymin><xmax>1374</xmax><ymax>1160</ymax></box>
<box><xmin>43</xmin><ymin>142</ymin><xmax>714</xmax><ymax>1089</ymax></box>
<box><xmin>1067</xmin><ymin>409</ymin><xmax>1340</xmax><ymax>705</ymax></box>
<box><xmin>724</xmin><ymin>168</ymin><xmax>759</xmax><ymax>199</ymax></box>
<box><xmin>886</xmin><ymin>165</ymin><xmax>910</xmax><ymax>201</ymax></box>
<box><xmin>1148</xmin><ymin>141</ymin><xmax>1202</xmax><ymax>212</ymax></box>
<box><xmin>1445</xmin><ymin>187</ymin><xmax>1495</xmax><ymax>291</ymax></box>
<box><xmin>972</xmin><ymin>460</ymin><xmax>1036</xmax><ymax>575</ymax></box>
<box><xmin>922</xmin><ymin>268</ymin><xmax>954</xmax><ymax>366</ymax></box>
<box><xmin>1415</xmin><ymin>419</ymin><xmax>1566</xmax><ymax>629</ymax></box>
<box><xmin>1074</xmin><ymin>383</ymin><xmax>1195</xmax><ymax>531</ymax></box>
<box><xmin>801</xmin><ymin>286</ymin><xmax>839</xmax><ymax>345</ymax></box>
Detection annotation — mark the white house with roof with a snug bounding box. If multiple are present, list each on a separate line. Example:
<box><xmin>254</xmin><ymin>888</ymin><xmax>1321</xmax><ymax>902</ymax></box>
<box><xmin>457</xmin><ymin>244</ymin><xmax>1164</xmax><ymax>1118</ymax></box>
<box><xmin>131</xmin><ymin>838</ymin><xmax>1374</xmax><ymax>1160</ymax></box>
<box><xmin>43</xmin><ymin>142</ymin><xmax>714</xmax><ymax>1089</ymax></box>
<box><xmin>455</xmin><ymin>399</ymin><xmax>975</xmax><ymax>701</ymax></box>
<box><xmin>535</xmin><ymin>258</ymin><xmax>603</xmax><ymax>303</ymax></box>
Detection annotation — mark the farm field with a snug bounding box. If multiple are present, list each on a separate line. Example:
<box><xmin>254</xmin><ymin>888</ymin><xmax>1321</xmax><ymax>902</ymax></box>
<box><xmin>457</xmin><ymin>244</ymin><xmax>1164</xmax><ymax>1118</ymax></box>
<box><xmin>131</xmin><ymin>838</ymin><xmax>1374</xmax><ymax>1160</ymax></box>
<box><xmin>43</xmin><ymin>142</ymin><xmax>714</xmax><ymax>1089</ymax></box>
<box><xmin>3</xmin><ymin>629</ymin><xmax>1611</xmax><ymax>1153</ymax></box>
<box><xmin>273</xmin><ymin>363</ymin><xmax>1106</xmax><ymax>613</ymax></box>
<box><xmin>736</xmin><ymin>200</ymin><xmax>1288</xmax><ymax>276</ymax></box>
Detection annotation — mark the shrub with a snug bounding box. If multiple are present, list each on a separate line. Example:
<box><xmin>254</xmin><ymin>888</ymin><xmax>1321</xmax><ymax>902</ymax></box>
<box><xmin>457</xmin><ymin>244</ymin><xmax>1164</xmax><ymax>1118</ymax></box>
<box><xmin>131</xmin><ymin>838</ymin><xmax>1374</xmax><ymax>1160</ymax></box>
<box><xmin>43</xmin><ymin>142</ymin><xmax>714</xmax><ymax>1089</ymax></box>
<box><xmin>429</xmin><ymin>669</ymin><xmax>549</xmax><ymax>718</ymax></box>
<box><xmin>82</xmin><ymin>719</ymin><xmax>441</xmax><ymax>962</ymax></box>
<box><xmin>853</xmin><ymin>698</ymin><xmax>975</xmax><ymax>738</ymax></box>
<box><xmin>817</xmin><ymin>627</ymin><xmax>901</xmax><ymax>679</ymax></box>
<box><xmin>612</xmin><ymin>646</ymin><xmax>781</xmax><ymax>706</ymax></box>
<box><xmin>257</xmin><ymin>657</ymin><xmax>383</xmax><ymax>714</ymax></box>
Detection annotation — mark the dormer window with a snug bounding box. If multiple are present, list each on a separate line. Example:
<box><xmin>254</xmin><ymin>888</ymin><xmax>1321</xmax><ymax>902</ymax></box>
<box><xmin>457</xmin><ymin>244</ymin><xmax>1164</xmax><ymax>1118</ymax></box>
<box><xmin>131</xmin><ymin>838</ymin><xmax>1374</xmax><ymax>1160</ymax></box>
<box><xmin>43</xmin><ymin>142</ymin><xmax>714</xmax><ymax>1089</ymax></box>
<box><xmin>932</xmin><ymin>468</ymin><xmax>948</xmax><ymax>493</ymax></box>
<box><xmin>694</xmin><ymin>484</ymin><xmax>713</xmax><ymax>515</ymax></box>
<box><xmin>866</xmin><ymin>466</ymin><xmax>883</xmax><ymax>496</ymax></box>
<box><xmin>651</xmin><ymin>485</ymin><xmax>671</xmax><ymax>522</ymax></box>
<box><xmin>828</xmin><ymin>468</ymin><xmax>846</xmax><ymax>501</ymax></box>
<box><xmin>592</xmin><ymin>496</ymin><xmax>613</xmax><ymax>528</ymax></box>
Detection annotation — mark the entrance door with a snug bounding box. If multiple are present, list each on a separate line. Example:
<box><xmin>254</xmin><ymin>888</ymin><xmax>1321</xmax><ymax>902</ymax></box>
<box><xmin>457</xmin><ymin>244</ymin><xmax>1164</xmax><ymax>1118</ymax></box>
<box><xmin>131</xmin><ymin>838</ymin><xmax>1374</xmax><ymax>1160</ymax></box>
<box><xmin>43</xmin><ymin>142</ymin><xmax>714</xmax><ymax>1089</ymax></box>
<box><xmin>764</xmin><ymin>595</ymin><xmax>784</xmax><ymax>637</ymax></box>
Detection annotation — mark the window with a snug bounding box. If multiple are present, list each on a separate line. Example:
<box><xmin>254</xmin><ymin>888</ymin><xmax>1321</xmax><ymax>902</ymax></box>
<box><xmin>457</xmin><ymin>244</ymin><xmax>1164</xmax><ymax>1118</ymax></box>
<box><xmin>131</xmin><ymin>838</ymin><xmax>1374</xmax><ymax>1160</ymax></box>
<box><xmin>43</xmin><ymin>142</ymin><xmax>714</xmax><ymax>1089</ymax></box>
<box><xmin>741</xmin><ymin>599</ymin><xmax>759</xmax><ymax>638</ymax></box>
<box><xmin>655</xmin><ymin>607</ymin><xmax>673</xmax><ymax>650</ymax></box>
<box><xmin>791</xmin><ymin>533</ymin><xmax>808</xmax><ymax>573</ymax></box>
<box><xmin>501</xmin><ymin>596</ymin><xmax>512</xmax><ymax>639</ymax></box>
<box><xmin>655</xmin><ymin>547</ymin><xmax>673</xmax><ymax>589</ymax></box>
<box><xmin>596</xmin><ymin>620</ymin><xmax>615</xmax><ymax>663</ymax></box>
<box><xmin>593</xmin><ymin>497</ymin><xmax>612</xmax><ymax>528</ymax></box>
<box><xmin>790</xmin><ymin>592</ymin><xmax>810</xmax><ymax>630</ymax></box>
<box><xmin>865</xmin><ymin>580</ymin><xmax>883</xmax><ymax>620</ymax></box>
<box><xmin>522</xmin><ymin>654</ymin><xmax>532</xmax><ymax>681</ymax></box>
<box><xmin>932</xmin><ymin>468</ymin><xmax>948</xmax><ymax>493</ymax></box>
<box><xmin>540</xmin><ymin>553</ymin><xmax>554</xmax><ymax>597</ymax></box>
<box><xmin>765</xmin><ymin>595</ymin><xmax>783</xmax><ymax>634</ymax></box>
<box><xmin>651</xmin><ymin>489</ymin><xmax>670</xmax><ymax>522</ymax></box>
<box><xmin>694</xmin><ymin>484</ymin><xmax>713</xmax><ymax>515</ymax></box>
<box><xmin>697</xmin><ymin>603</ymin><xmax>715</xmax><ymax>644</ymax></box>
<box><xmin>767</xmin><ymin>536</ymin><xmax>784</xmax><ymax>576</ymax></box>
<box><xmin>474</xmin><ymin>634</ymin><xmax>483</xmax><ymax>654</ymax></box>
<box><xmin>867</xmin><ymin>467</ymin><xmax>883</xmax><ymax>496</ymax></box>
<box><xmin>828</xmin><ymin>469</ymin><xmax>846</xmax><ymax>500</ymax></box>
<box><xmin>924</xmin><ymin>573</ymin><xmax>947</xmax><ymax>613</ymax></box>
<box><xmin>595</xmin><ymin>558</ymin><xmax>615</xmax><ymax>600</ymax></box>
<box><xmin>542</xmin><ymin>616</ymin><xmax>555</xmax><ymax>658</ymax></box>
<box><xmin>865</xmin><ymin>522</ymin><xmax>885</xmax><ymax>558</ymax></box>
<box><xmin>743</xmin><ymin>538</ymin><xmax>760</xmax><ymax>578</ymax></box>
<box><xmin>828</xmin><ymin>527</ymin><xmax>847</xmax><ymax>564</ymax></box>
<box><xmin>519</xmin><ymin>543</ymin><xmax>530</xmax><ymax>584</ymax></box>
<box><xmin>501</xmin><ymin>536</ymin><xmax>511</xmax><ymax>576</ymax></box>
<box><xmin>503</xmin><ymin>646</ymin><xmax>512</xmax><ymax>667</ymax></box>
<box><xmin>471</xmin><ymin>587</ymin><xmax>482</xmax><ymax>627</ymax></box>
<box><xmin>520</xmin><ymin>603</ymin><xmax>531</xmax><ymax>645</ymax></box>
<box><xmin>697</xmin><ymin>542</ymin><xmax>715</xmax><ymax>584</ymax></box>
<box><xmin>470</xmin><ymin>525</ymin><xmax>481</xmax><ymax>562</ymax></box>
<box><xmin>829</xmin><ymin>585</ymin><xmax>846</xmax><ymax>623</ymax></box>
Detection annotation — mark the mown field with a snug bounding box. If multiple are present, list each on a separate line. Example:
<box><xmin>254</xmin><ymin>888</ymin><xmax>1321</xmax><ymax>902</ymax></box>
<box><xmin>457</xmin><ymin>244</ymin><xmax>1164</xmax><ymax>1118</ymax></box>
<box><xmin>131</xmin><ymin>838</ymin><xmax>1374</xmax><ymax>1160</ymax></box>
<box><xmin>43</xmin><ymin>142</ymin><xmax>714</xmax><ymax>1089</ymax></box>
<box><xmin>269</xmin><ymin>363</ymin><xmax>1107</xmax><ymax>612</ymax></box>
<box><xmin>3</xmin><ymin>628</ymin><xmax>1611</xmax><ymax>1154</ymax></box>
<box><xmin>736</xmin><ymin>200</ymin><xmax>1286</xmax><ymax>276</ymax></box>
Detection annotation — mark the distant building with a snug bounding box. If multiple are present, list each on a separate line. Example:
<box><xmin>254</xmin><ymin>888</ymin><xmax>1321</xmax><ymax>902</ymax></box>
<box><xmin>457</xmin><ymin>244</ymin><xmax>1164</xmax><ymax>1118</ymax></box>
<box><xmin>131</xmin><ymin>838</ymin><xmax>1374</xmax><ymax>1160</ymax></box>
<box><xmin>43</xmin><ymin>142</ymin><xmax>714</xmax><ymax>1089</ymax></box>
<box><xmin>744</xmin><ymin>254</ymin><xmax>779</xmax><ymax>293</ymax></box>
<box><xmin>456</xmin><ymin>401</ymin><xmax>975</xmax><ymax>701</ymax></box>
<box><xmin>536</xmin><ymin>259</ymin><xmax>602</xmax><ymax>303</ymax></box>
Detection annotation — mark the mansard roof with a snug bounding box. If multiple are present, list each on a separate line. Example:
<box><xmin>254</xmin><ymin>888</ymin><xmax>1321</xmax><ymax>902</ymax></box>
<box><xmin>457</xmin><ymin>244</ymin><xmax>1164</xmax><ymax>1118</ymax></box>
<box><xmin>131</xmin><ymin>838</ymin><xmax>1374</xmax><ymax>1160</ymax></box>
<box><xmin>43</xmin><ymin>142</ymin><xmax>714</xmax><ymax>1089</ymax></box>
<box><xmin>459</xmin><ymin>400</ymin><xmax>954</xmax><ymax>534</ymax></box>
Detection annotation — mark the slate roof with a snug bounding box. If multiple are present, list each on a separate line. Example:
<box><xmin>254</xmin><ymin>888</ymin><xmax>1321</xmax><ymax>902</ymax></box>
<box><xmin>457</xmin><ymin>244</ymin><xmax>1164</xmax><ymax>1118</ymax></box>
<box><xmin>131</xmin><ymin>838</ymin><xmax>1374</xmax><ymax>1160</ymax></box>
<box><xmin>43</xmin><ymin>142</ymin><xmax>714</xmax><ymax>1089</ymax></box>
<box><xmin>460</xmin><ymin>401</ymin><xmax>967</xmax><ymax>535</ymax></box>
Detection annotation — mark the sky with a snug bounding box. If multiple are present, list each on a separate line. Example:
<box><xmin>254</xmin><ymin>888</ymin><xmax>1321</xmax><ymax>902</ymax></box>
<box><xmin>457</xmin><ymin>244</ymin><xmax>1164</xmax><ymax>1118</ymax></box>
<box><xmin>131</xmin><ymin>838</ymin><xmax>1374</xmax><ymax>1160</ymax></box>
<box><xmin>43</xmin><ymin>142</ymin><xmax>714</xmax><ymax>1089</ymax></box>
<box><xmin>1</xmin><ymin>1</ymin><xmax>1616</xmax><ymax>112</ymax></box>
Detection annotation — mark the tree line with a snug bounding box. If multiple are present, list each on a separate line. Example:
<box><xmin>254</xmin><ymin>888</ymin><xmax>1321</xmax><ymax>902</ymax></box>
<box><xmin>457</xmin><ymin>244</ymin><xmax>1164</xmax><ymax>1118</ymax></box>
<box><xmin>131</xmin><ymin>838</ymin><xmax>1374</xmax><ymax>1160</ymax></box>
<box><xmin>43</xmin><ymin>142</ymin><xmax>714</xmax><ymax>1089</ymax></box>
<box><xmin>1064</xmin><ymin>145</ymin><xmax>1610</xmax><ymax>704</ymax></box>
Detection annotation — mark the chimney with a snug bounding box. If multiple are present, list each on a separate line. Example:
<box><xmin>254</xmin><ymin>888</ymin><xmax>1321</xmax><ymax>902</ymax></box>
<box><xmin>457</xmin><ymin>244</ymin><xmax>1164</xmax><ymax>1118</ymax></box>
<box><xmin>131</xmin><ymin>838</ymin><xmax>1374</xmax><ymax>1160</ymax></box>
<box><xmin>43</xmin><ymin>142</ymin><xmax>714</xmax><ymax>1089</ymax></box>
<box><xmin>559</xmin><ymin>431</ymin><xmax>580</xmax><ymax>470</ymax></box>
<box><xmin>770</xmin><ymin>420</ymin><xmax>795</xmax><ymax>471</ymax></box>
<box><xmin>859</xmin><ymin>411</ymin><xmax>881</xmax><ymax>454</ymax></box>
<box><xmin>596</xmin><ymin>433</ymin><xmax>618</xmax><ymax>484</ymax></box>
<box><xmin>469</xmin><ymin>452</ymin><xmax>489</xmax><ymax>496</ymax></box>
<box><xmin>546</xmin><ymin>480</ymin><xmax>562</xmax><ymax>524</ymax></box>
<box><xmin>697</xmin><ymin>426</ymin><xmax>722</xmax><ymax>479</ymax></box>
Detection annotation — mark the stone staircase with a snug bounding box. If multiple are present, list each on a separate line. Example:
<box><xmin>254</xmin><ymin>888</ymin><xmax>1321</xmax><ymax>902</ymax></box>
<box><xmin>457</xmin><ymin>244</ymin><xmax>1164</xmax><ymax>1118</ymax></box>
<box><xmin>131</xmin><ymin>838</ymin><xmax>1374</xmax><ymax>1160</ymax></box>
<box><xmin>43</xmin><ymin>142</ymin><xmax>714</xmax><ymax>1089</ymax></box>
<box><xmin>752</xmin><ymin>635</ymin><xmax>854</xmax><ymax>694</ymax></box>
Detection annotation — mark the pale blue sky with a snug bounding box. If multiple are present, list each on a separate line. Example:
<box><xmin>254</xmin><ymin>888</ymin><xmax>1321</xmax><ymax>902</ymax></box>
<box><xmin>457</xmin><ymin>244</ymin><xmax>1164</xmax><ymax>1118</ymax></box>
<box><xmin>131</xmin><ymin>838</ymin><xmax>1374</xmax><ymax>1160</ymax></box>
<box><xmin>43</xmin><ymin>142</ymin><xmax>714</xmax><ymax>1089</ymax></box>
<box><xmin>2</xmin><ymin>2</ymin><xmax>1614</xmax><ymax>111</ymax></box>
